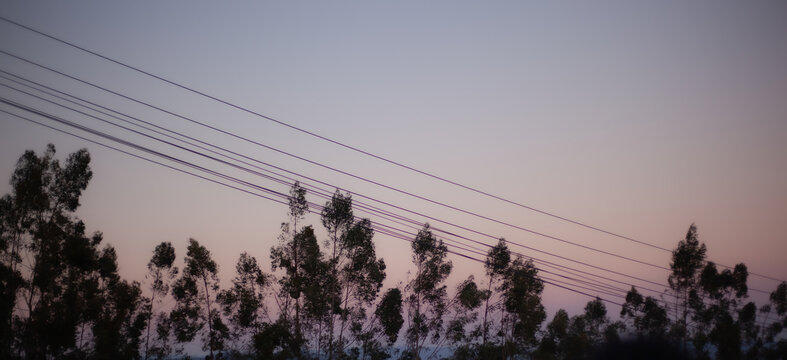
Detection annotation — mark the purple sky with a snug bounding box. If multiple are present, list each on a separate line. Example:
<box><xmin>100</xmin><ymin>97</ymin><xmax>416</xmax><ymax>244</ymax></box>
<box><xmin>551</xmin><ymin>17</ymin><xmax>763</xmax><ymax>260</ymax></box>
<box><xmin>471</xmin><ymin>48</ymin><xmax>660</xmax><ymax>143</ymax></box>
<box><xmin>1</xmin><ymin>1</ymin><xmax>786</xmax><ymax>318</ymax></box>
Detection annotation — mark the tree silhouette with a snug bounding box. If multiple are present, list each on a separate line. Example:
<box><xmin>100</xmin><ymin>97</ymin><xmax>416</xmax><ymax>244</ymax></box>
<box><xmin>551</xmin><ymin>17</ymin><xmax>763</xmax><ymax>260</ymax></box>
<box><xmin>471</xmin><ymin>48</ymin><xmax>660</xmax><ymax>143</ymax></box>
<box><xmin>271</xmin><ymin>183</ymin><xmax>332</xmax><ymax>356</ymax></box>
<box><xmin>534</xmin><ymin>309</ymin><xmax>569</xmax><ymax>360</ymax></box>
<box><xmin>143</xmin><ymin>242</ymin><xmax>178</xmax><ymax>359</ymax></box>
<box><xmin>321</xmin><ymin>189</ymin><xmax>355</xmax><ymax>359</ymax></box>
<box><xmin>404</xmin><ymin>224</ymin><xmax>453</xmax><ymax>359</ymax></box>
<box><xmin>269</xmin><ymin>182</ymin><xmax>308</xmax><ymax>337</ymax></box>
<box><xmin>171</xmin><ymin>238</ymin><xmax>228</xmax><ymax>359</ymax></box>
<box><xmin>499</xmin><ymin>256</ymin><xmax>546</xmax><ymax>357</ymax></box>
<box><xmin>620</xmin><ymin>286</ymin><xmax>669</xmax><ymax>338</ymax></box>
<box><xmin>218</xmin><ymin>252</ymin><xmax>269</xmax><ymax>356</ymax></box>
<box><xmin>482</xmin><ymin>238</ymin><xmax>510</xmax><ymax>347</ymax></box>
<box><xmin>4</xmin><ymin>145</ymin><xmax>787</xmax><ymax>359</ymax></box>
<box><xmin>668</xmin><ymin>223</ymin><xmax>707</xmax><ymax>342</ymax></box>
<box><xmin>0</xmin><ymin>144</ymin><xmax>148</xmax><ymax>359</ymax></box>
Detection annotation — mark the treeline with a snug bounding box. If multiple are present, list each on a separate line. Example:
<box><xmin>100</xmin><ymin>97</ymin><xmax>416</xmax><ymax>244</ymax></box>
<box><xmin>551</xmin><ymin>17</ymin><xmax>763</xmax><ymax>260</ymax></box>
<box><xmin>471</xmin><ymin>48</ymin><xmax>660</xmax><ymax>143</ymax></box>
<box><xmin>1</xmin><ymin>145</ymin><xmax>786</xmax><ymax>360</ymax></box>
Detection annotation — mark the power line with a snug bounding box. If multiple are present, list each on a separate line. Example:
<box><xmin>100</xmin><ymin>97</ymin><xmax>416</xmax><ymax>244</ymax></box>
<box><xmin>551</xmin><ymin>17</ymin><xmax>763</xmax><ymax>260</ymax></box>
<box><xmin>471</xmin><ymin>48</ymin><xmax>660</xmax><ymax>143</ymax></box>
<box><xmin>0</xmin><ymin>73</ymin><xmax>678</xmax><ymax>296</ymax></box>
<box><xmin>0</xmin><ymin>50</ymin><xmax>680</xmax><ymax>276</ymax></box>
<box><xmin>0</xmin><ymin>104</ymin><xmax>699</xmax><ymax>324</ymax></box>
<box><xmin>0</xmin><ymin>103</ymin><xmax>629</xmax><ymax>311</ymax></box>
<box><xmin>3</xmin><ymin>74</ymin><xmax>774</xmax><ymax>306</ymax></box>
<box><xmin>0</xmin><ymin>15</ymin><xmax>664</xmax><ymax>254</ymax></box>
<box><xmin>4</xmin><ymin>74</ymin><xmax>773</xmax><ymax>311</ymax></box>
<box><xmin>4</xmin><ymin>16</ymin><xmax>782</xmax><ymax>285</ymax></box>
<box><xmin>5</xmin><ymin>100</ymin><xmax>775</xmax><ymax>324</ymax></box>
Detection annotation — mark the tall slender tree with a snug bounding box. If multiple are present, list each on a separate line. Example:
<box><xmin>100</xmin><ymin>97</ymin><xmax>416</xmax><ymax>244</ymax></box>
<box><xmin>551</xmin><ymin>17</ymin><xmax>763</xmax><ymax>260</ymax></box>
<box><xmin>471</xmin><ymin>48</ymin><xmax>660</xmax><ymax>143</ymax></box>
<box><xmin>271</xmin><ymin>182</ymin><xmax>333</xmax><ymax>355</ymax></box>
<box><xmin>91</xmin><ymin>246</ymin><xmax>148</xmax><ymax>359</ymax></box>
<box><xmin>320</xmin><ymin>189</ymin><xmax>355</xmax><ymax>359</ymax></box>
<box><xmin>668</xmin><ymin>223</ymin><xmax>707</xmax><ymax>341</ymax></box>
<box><xmin>499</xmin><ymin>256</ymin><xmax>546</xmax><ymax>357</ymax></box>
<box><xmin>218</xmin><ymin>252</ymin><xmax>269</xmax><ymax>356</ymax></box>
<box><xmin>482</xmin><ymin>239</ymin><xmax>510</xmax><ymax>347</ymax></box>
<box><xmin>143</xmin><ymin>242</ymin><xmax>178</xmax><ymax>359</ymax></box>
<box><xmin>171</xmin><ymin>238</ymin><xmax>227</xmax><ymax>359</ymax></box>
<box><xmin>404</xmin><ymin>224</ymin><xmax>452</xmax><ymax>359</ymax></box>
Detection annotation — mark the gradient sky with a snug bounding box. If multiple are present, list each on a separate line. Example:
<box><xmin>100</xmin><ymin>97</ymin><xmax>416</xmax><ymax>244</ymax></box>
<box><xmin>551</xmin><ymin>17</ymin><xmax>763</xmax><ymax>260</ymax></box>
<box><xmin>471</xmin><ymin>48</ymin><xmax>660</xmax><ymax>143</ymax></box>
<box><xmin>1</xmin><ymin>1</ymin><xmax>786</xmax><ymax>318</ymax></box>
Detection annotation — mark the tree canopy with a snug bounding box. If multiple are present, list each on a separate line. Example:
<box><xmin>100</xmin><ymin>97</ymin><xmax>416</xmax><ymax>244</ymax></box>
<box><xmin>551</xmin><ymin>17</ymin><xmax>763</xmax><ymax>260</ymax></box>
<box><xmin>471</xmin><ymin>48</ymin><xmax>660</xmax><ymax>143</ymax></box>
<box><xmin>1</xmin><ymin>144</ymin><xmax>786</xmax><ymax>359</ymax></box>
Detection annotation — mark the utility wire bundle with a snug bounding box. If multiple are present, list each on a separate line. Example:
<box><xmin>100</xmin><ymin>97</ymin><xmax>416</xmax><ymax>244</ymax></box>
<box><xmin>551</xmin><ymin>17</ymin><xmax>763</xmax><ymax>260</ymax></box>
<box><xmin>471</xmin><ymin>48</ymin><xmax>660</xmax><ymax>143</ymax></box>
<box><xmin>0</xmin><ymin>16</ymin><xmax>782</xmax><ymax>328</ymax></box>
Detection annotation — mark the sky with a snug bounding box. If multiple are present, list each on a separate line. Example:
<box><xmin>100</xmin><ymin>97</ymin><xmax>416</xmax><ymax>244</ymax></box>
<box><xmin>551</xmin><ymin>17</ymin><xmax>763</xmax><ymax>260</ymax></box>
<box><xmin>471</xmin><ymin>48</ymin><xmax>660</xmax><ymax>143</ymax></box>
<box><xmin>1</xmin><ymin>1</ymin><xmax>786</xmax><ymax>319</ymax></box>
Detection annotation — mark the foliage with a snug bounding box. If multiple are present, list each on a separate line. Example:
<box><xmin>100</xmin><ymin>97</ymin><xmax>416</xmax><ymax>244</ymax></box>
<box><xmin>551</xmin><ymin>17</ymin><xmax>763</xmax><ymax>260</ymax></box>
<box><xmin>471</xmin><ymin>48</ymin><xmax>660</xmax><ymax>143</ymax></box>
<box><xmin>620</xmin><ymin>286</ymin><xmax>668</xmax><ymax>338</ymax></box>
<box><xmin>482</xmin><ymin>238</ymin><xmax>510</xmax><ymax>347</ymax></box>
<box><xmin>3</xmin><ymin>145</ymin><xmax>787</xmax><ymax>359</ymax></box>
<box><xmin>218</xmin><ymin>252</ymin><xmax>270</xmax><ymax>356</ymax></box>
<box><xmin>499</xmin><ymin>256</ymin><xmax>546</xmax><ymax>356</ymax></box>
<box><xmin>143</xmin><ymin>242</ymin><xmax>179</xmax><ymax>359</ymax></box>
<box><xmin>171</xmin><ymin>238</ymin><xmax>228</xmax><ymax>359</ymax></box>
<box><xmin>404</xmin><ymin>224</ymin><xmax>453</xmax><ymax>359</ymax></box>
<box><xmin>668</xmin><ymin>223</ymin><xmax>707</xmax><ymax>334</ymax></box>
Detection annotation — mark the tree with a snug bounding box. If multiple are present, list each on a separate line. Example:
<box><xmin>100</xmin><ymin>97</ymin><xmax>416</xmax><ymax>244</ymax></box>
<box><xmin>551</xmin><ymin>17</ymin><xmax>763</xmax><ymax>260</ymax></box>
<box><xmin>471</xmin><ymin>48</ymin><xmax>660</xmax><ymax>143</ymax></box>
<box><xmin>321</xmin><ymin>189</ymin><xmax>355</xmax><ymax>359</ymax></box>
<box><xmin>668</xmin><ymin>223</ymin><xmax>706</xmax><ymax>340</ymax></box>
<box><xmin>269</xmin><ymin>182</ymin><xmax>308</xmax><ymax>335</ymax></box>
<box><xmin>690</xmin><ymin>261</ymin><xmax>750</xmax><ymax>360</ymax></box>
<box><xmin>376</xmin><ymin>288</ymin><xmax>405</xmax><ymax>347</ymax></box>
<box><xmin>271</xmin><ymin>182</ymin><xmax>333</xmax><ymax>356</ymax></box>
<box><xmin>349</xmin><ymin>287</ymin><xmax>404</xmax><ymax>360</ymax></box>
<box><xmin>0</xmin><ymin>144</ymin><xmax>105</xmax><ymax>358</ymax></box>
<box><xmin>760</xmin><ymin>282</ymin><xmax>787</xmax><ymax>358</ymax></box>
<box><xmin>171</xmin><ymin>238</ymin><xmax>228</xmax><ymax>359</ymax></box>
<box><xmin>0</xmin><ymin>145</ymin><xmax>157</xmax><ymax>359</ymax></box>
<box><xmin>499</xmin><ymin>256</ymin><xmax>546</xmax><ymax>357</ymax></box>
<box><xmin>482</xmin><ymin>239</ymin><xmax>510</xmax><ymax>347</ymax></box>
<box><xmin>218</xmin><ymin>252</ymin><xmax>269</xmax><ymax>356</ymax></box>
<box><xmin>433</xmin><ymin>276</ymin><xmax>485</xmax><ymax>359</ymax></box>
<box><xmin>620</xmin><ymin>286</ymin><xmax>669</xmax><ymax>338</ymax></box>
<box><xmin>91</xmin><ymin>246</ymin><xmax>148</xmax><ymax>359</ymax></box>
<box><xmin>404</xmin><ymin>224</ymin><xmax>453</xmax><ymax>359</ymax></box>
<box><xmin>143</xmin><ymin>242</ymin><xmax>178</xmax><ymax>359</ymax></box>
<box><xmin>534</xmin><ymin>309</ymin><xmax>569</xmax><ymax>360</ymax></box>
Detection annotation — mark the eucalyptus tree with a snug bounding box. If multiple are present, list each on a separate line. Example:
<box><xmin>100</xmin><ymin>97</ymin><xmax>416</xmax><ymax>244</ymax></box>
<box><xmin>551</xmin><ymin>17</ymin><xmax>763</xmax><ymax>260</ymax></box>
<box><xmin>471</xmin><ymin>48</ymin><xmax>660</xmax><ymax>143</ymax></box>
<box><xmin>668</xmin><ymin>223</ymin><xmax>707</xmax><ymax>339</ymax></box>
<box><xmin>431</xmin><ymin>276</ymin><xmax>485</xmax><ymax>358</ymax></box>
<box><xmin>269</xmin><ymin>182</ymin><xmax>308</xmax><ymax>333</ymax></box>
<box><xmin>403</xmin><ymin>224</ymin><xmax>453</xmax><ymax>359</ymax></box>
<box><xmin>687</xmin><ymin>261</ymin><xmax>750</xmax><ymax>359</ymax></box>
<box><xmin>482</xmin><ymin>239</ymin><xmax>510</xmax><ymax>347</ymax></box>
<box><xmin>321</xmin><ymin>189</ymin><xmax>355</xmax><ymax>358</ymax></box>
<box><xmin>143</xmin><ymin>242</ymin><xmax>178</xmax><ymax>359</ymax></box>
<box><xmin>218</xmin><ymin>252</ymin><xmax>269</xmax><ymax>356</ymax></box>
<box><xmin>344</xmin><ymin>286</ymin><xmax>405</xmax><ymax>360</ymax></box>
<box><xmin>368</xmin><ymin>287</ymin><xmax>405</xmax><ymax>359</ymax></box>
<box><xmin>0</xmin><ymin>144</ymin><xmax>96</xmax><ymax>358</ymax></box>
<box><xmin>533</xmin><ymin>309</ymin><xmax>570</xmax><ymax>360</ymax></box>
<box><xmin>317</xmin><ymin>190</ymin><xmax>391</xmax><ymax>358</ymax></box>
<box><xmin>171</xmin><ymin>238</ymin><xmax>228</xmax><ymax>359</ymax></box>
<box><xmin>760</xmin><ymin>282</ymin><xmax>787</xmax><ymax>357</ymax></box>
<box><xmin>581</xmin><ymin>297</ymin><xmax>614</xmax><ymax>345</ymax></box>
<box><xmin>553</xmin><ymin>298</ymin><xmax>616</xmax><ymax>359</ymax></box>
<box><xmin>271</xmin><ymin>182</ymin><xmax>334</xmax><ymax>355</ymax></box>
<box><xmin>0</xmin><ymin>144</ymin><xmax>154</xmax><ymax>358</ymax></box>
<box><xmin>332</xmin><ymin>219</ymin><xmax>386</xmax><ymax>356</ymax></box>
<box><xmin>499</xmin><ymin>256</ymin><xmax>546</xmax><ymax>357</ymax></box>
<box><xmin>91</xmin><ymin>245</ymin><xmax>148</xmax><ymax>359</ymax></box>
<box><xmin>620</xmin><ymin>286</ymin><xmax>669</xmax><ymax>338</ymax></box>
